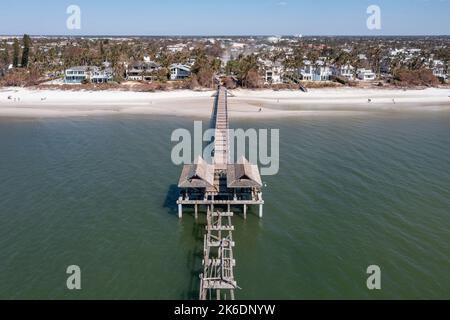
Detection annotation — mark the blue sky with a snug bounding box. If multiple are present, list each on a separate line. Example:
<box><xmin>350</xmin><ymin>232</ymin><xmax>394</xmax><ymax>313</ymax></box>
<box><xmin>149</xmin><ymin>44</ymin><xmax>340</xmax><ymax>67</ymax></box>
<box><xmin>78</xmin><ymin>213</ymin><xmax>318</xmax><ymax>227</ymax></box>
<box><xmin>0</xmin><ymin>0</ymin><xmax>449</xmax><ymax>36</ymax></box>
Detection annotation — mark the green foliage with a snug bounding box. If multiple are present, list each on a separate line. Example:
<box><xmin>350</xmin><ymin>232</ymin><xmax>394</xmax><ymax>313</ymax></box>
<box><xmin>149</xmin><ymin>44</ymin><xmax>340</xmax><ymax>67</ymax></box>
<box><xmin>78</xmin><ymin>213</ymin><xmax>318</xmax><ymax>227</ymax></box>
<box><xmin>1</xmin><ymin>40</ymin><xmax>9</xmax><ymax>65</ymax></box>
<box><xmin>13</xmin><ymin>39</ymin><xmax>20</xmax><ymax>67</ymax></box>
<box><xmin>21</xmin><ymin>34</ymin><xmax>31</xmax><ymax>68</ymax></box>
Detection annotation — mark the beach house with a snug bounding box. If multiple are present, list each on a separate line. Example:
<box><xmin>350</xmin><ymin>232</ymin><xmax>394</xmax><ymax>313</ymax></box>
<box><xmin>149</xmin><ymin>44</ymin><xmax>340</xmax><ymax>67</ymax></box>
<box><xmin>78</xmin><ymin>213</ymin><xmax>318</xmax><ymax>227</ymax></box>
<box><xmin>126</xmin><ymin>61</ymin><xmax>161</xmax><ymax>81</ymax></box>
<box><xmin>432</xmin><ymin>61</ymin><xmax>448</xmax><ymax>81</ymax></box>
<box><xmin>260</xmin><ymin>59</ymin><xmax>284</xmax><ymax>84</ymax></box>
<box><xmin>64</xmin><ymin>66</ymin><xmax>115</xmax><ymax>84</ymax></box>
<box><xmin>300</xmin><ymin>60</ymin><xmax>332</xmax><ymax>81</ymax></box>
<box><xmin>357</xmin><ymin>68</ymin><xmax>376</xmax><ymax>81</ymax></box>
<box><xmin>64</xmin><ymin>66</ymin><xmax>91</xmax><ymax>84</ymax></box>
<box><xmin>91</xmin><ymin>67</ymin><xmax>114</xmax><ymax>84</ymax></box>
<box><xmin>170</xmin><ymin>64</ymin><xmax>191</xmax><ymax>80</ymax></box>
<box><xmin>331</xmin><ymin>64</ymin><xmax>355</xmax><ymax>80</ymax></box>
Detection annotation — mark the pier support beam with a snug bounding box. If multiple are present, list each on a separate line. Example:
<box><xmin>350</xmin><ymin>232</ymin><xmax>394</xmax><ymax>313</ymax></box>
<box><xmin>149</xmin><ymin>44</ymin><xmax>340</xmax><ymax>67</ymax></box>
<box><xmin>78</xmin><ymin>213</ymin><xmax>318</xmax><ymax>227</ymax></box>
<box><xmin>178</xmin><ymin>198</ymin><xmax>183</xmax><ymax>219</ymax></box>
<box><xmin>243</xmin><ymin>204</ymin><xmax>247</xmax><ymax>220</ymax></box>
<box><xmin>195</xmin><ymin>204</ymin><xmax>198</xmax><ymax>220</ymax></box>
<box><xmin>259</xmin><ymin>204</ymin><xmax>263</xmax><ymax>218</ymax></box>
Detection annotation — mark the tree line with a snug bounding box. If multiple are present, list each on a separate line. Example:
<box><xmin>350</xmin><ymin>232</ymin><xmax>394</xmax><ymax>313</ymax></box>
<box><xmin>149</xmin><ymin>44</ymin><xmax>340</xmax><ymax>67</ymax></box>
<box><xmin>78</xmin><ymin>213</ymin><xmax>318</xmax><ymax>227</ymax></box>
<box><xmin>2</xmin><ymin>34</ymin><xmax>31</xmax><ymax>68</ymax></box>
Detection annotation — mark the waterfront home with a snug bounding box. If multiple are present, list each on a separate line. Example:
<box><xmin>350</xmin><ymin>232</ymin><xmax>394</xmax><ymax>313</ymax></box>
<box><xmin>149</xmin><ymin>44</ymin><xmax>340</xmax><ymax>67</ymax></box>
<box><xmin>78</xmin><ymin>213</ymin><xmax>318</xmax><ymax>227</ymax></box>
<box><xmin>170</xmin><ymin>64</ymin><xmax>191</xmax><ymax>80</ymax></box>
<box><xmin>126</xmin><ymin>61</ymin><xmax>161</xmax><ymax>81</ymax></box>
<box><xmin>91</xmin><ymin>67</ymin><xmax>114</xmax><ymax>84</ymax></box>
<box><xmin>331</xmin><ymin>64</ymin><xmax>355</xmax><ymax>80</ymax></box>
<box><xmin>300</xmin><ymin>60</ymin><xmax>332</xmax><ymax>81</ymax></box>
<box><xmin>264</xmin><ymin>66</ymin><xmax>283</xmax><ymax>84</ymax></box>
<box><xmin>64</xmin><ymin>66</ymin><xmax>115</xmax><ymax>84</ymax></box>
<box><xmin>357</xmin><ymin>68</ymin><xmax>376</xmax><ymax>81</ymax></box>
<box><xmin>260</xmin><ymin>59</ymin><xmax>284</xmax><ymax>84</ymax></box>
<box><xmin>64</xmin><ymin>66</ymin><xmax>91</xmax><ymax>84</ymax></box>
<box><xmin>299</xmin><ymin>60</ymin><xmax>313</xmax><ymax>81</ymax></box>
<box><xmin>432</xmin><ymin>61</ymin><xmax>448</xmax><ymax>81</ymax></box>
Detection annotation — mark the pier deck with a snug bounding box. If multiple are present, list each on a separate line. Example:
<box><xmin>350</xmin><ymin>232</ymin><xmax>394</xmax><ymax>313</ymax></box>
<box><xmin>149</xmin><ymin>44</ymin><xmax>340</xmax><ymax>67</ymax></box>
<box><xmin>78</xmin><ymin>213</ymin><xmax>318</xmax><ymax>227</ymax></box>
<box><xmin>176</xmin><ymin>86</ymin><xmax>264</xmax><ymax>300</ymax></box>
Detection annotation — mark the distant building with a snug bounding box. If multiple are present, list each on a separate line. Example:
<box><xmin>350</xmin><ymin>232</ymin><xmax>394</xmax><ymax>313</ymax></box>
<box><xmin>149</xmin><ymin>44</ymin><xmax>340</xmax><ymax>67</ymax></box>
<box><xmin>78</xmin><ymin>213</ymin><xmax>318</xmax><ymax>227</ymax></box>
<box><xmin>170</xmin><ymin>64</ymin><xmax>191</xmax><ymax>80</ymax></box>
<box><xmin>167</xmin><ymin>43</ymin><xmax>187</xmax><ymax>53</ymax></box>
<box><xmin>357</xmin><ymin>68</ymin><xmax>376</xmax><ymax>81</ymax></box>
<box><xmin>126</xmin><ymin>61</ymin><xmax>161</xmax><ymax>81</ymax></box>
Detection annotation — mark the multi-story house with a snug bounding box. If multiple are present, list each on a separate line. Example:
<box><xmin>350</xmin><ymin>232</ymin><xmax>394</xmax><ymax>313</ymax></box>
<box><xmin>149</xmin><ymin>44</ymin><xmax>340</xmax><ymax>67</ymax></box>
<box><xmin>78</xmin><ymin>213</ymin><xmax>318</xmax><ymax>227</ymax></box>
<box><xmin>331</xmin><ymin>64</ymin><xmax>355</xmax><ymax>80</ymax></box>
<box><xmin>126</xmin><ymin>61</ymin><xmax>161</xmax><ymax>81</ymax></box>
<box><xmin>64</xmin><ymin>66</ymin><xmax>115</xmax><ymax>84</ymax></box>
<box><xmin>170</xmin><ymin>64</ymin><xmax>191</xmax><ymax>80</ymax></box>
<box><xmin>357</xmin><ymin>68</ymin><xmax>376</xmax><ymax>81</ymax></box>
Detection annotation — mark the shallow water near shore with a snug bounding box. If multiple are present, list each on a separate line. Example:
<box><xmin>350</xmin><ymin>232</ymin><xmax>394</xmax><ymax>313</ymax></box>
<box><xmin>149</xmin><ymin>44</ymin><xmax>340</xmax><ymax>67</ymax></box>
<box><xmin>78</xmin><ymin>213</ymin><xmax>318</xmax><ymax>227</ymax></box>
<box><xmin>0</xmin><ymin>112</ymin><xmax>449</xmax><ymax>299</ymax></box>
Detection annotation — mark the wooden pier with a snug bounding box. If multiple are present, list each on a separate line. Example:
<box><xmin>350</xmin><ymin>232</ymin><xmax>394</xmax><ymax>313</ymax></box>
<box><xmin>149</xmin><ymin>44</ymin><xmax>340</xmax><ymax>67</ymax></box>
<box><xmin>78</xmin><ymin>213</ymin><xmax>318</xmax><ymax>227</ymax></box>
<box><xmin>177</xmin><ymin>86</ymin><xmax>264</xmax><ymax>300</ymax></box>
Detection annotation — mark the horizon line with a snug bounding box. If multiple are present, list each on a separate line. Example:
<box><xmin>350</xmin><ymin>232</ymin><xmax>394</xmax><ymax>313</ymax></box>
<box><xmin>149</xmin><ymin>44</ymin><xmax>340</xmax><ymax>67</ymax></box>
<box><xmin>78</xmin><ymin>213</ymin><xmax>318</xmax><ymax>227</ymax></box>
<box><xmin>1</xmin><ymin>34</ymin><xmax>450</xmax><ymax>38</ymax></box>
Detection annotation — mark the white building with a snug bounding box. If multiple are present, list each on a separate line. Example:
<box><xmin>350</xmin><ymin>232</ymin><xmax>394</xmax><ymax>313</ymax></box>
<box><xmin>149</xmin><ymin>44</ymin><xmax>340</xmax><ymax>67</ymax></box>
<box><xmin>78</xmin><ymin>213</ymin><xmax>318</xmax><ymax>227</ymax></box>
<box><xmin>167</xmin><ymin>43</ymin><xmax>187</xmax><ymax>53</ymax></box>
<box><xmin>300</xmin><ymin>60</ymin><xmax>332</xmax><ymax>81</ymax></box>
<box><xmin>91</xmin><ymin>67</ymin><xmax>114</xmax><ymax>84</ymax></box>
<box><xmin>260</xmin><ymin>59</ymin><xmax>284</xmax><ymax>84</ymax></box>
<box><xmin>64</xmin><ymin>66</ymin><xmax>91</xmax><ymax>84</ymax></box>
<box><xmin>357</xmin><ymin>68</ymin><xmax>376</xmax><ymax>81</ymax></box>
<box><xmin>170</xmin><ymin>64</ymin><xmax>191</xmax><ymax>80</ymax></box>
<box><xmin>331</xmin><ymin>64</ymin><xmax>355</xmax><ymax>80</ymax></box>
<box><xmin>432</xmin><ymin>60</ymin><xmax>448</xmax><ymax>81</ymax></box>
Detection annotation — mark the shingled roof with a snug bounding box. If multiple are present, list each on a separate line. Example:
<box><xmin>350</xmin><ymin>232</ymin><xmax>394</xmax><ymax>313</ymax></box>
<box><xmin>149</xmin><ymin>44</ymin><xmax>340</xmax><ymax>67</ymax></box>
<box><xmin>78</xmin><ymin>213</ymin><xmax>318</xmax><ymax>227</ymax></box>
<box><xmin>178</xmin><ymin>156</ymin><xmax>215</xmax><ymax>189</ymax></box>
<box><xmin>227</xmin><ymin>156</ymin><xmax>263</xmax><ymax>189</ymax></box>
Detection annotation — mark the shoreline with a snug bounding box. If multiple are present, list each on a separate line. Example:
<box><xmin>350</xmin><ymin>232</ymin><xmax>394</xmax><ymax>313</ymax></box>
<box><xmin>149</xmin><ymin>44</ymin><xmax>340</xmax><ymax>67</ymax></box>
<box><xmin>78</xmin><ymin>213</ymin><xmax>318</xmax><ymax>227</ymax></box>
<box><xmin>1</xmin><ymin>86</ymin><xmax>450</xmax><ymax>119</ymax></box>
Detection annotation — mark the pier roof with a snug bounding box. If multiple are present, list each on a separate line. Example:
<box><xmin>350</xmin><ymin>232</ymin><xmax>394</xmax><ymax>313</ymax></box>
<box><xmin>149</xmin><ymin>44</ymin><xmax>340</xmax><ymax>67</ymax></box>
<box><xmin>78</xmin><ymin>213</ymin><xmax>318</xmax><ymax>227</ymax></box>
<box><xmin>227</xmin><ymin>157</ymin><xmax>263</xmax><ymax>188</ymax></box>
<box><xmin>178</xmin><ymin>156</ymin><xmax>215</xmax><ymax>189</ymax></box>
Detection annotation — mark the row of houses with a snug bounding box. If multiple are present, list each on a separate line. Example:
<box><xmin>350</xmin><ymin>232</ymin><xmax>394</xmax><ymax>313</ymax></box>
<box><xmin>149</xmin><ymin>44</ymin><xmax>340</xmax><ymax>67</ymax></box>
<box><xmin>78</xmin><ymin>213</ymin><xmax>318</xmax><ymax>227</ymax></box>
<box><xmin>64</xmin><ymin>62</ymin><xmax>192</xmax><ymax>84</ymax></box>
<box><xmin>125</xmin><ymin>62</ymin><xmax>191</xmax><ymax>81</ymax></box>
<box><xmin>262</xmin><ymin>59</ymin><xmax>377</xmax><ymax>84</ymax></box>
<box><xmin>63</xmin><ymin>56</ymin><xmax>447</xmax><ymax>85</ymax></box>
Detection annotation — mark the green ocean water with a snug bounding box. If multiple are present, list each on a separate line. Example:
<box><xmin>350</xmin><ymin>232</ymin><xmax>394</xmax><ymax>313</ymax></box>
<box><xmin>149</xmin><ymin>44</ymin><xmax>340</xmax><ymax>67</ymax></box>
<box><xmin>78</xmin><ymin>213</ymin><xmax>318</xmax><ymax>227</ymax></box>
<box><xmin>0</xmin><ymin>112</ymin><xmax>449</xmax><ymax>299</ymax></box>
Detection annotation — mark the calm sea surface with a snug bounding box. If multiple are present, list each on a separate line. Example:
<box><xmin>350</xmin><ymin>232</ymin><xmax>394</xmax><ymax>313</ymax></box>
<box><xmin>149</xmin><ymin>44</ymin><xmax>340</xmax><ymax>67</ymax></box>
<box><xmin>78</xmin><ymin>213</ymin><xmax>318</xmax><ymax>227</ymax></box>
<box><xmin>0</xmin><ymin>112</ymin><xmax>449</xmax><ymax>299</ymax></box>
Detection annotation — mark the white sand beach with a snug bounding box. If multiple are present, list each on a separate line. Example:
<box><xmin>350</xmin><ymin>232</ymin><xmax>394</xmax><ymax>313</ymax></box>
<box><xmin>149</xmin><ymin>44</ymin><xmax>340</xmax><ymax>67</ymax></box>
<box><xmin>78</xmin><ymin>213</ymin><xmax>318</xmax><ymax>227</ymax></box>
<box><xmin>0</xmin><ymin>87</ymin><xmax>449</xmax><ymax>118</ymax></box>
